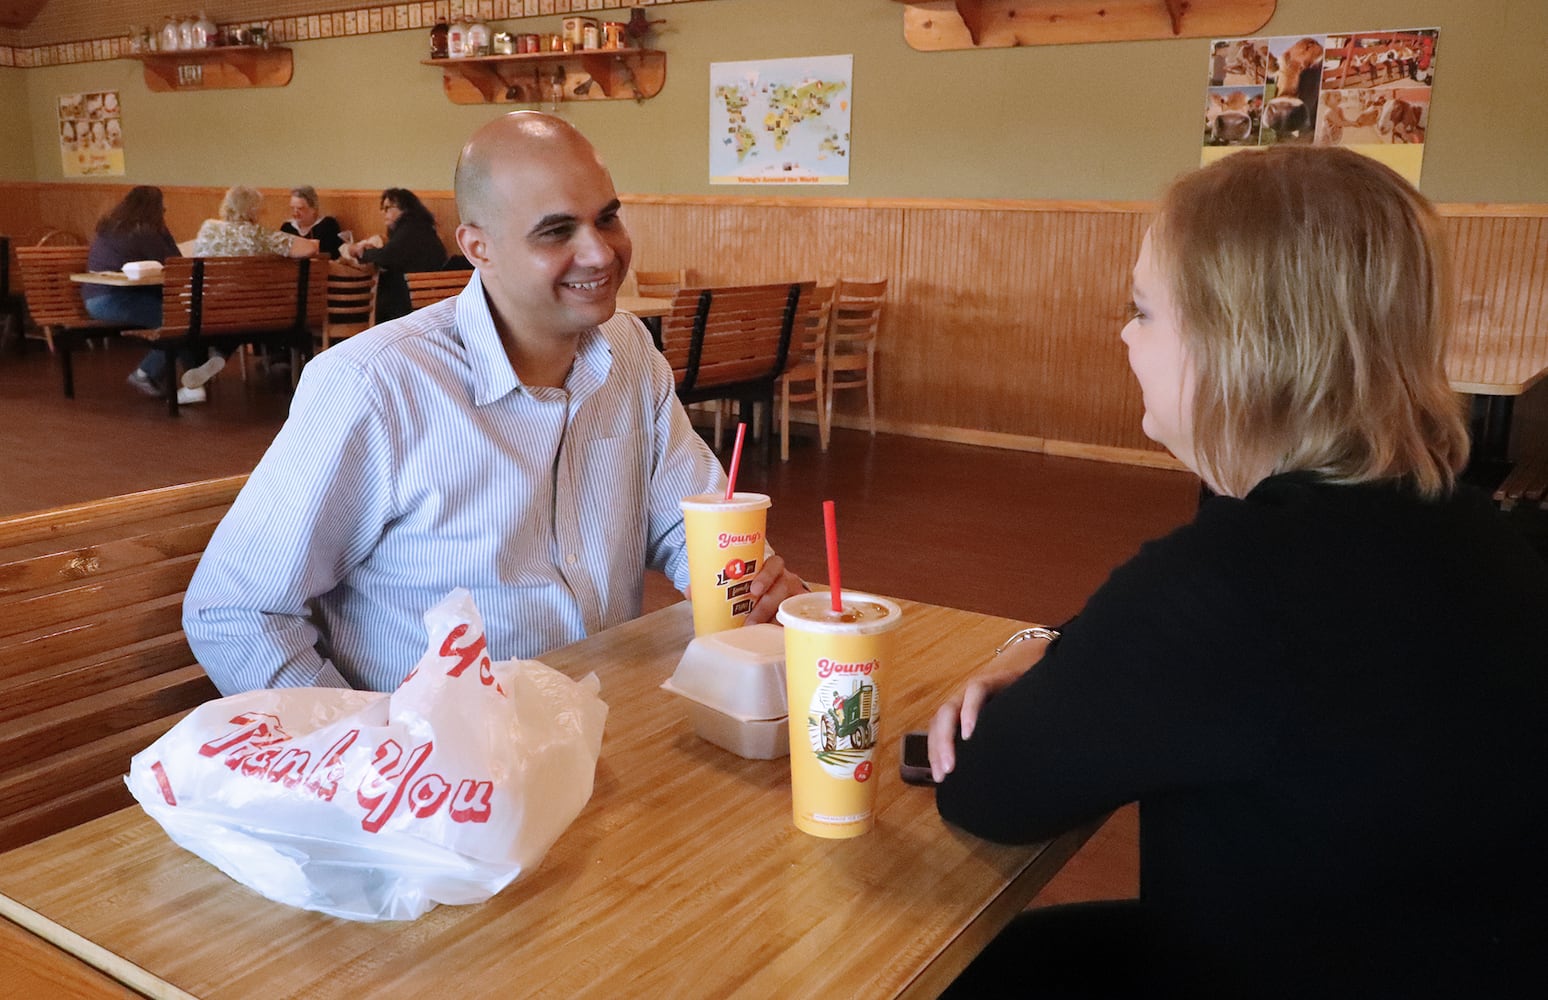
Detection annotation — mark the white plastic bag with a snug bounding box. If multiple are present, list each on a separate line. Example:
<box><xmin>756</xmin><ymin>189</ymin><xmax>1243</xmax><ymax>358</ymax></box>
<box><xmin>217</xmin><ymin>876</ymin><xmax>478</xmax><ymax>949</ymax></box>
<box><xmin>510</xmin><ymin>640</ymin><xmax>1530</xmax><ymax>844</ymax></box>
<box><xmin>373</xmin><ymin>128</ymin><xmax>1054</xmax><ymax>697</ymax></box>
<box><xmin>126</xmin><ymin>588</ymin><xmax>608</xmax><ymax>922</ymax></box>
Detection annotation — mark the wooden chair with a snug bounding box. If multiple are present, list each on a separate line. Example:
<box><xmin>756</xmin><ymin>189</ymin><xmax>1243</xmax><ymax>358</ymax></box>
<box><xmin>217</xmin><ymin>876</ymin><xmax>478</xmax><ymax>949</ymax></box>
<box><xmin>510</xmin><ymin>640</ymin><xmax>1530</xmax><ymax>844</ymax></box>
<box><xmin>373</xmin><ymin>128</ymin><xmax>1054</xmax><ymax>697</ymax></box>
<box><xmin>1494</xmin><ymin>453</ymin><xmax>1548</xmax><ymax>511</ymax></box>
<box><xmin>0</xmin><ymin>475</ymin><xmax>243</xmax><ymax>853</ymax></box>
<box><xmin>129</xmin><ymin>256</ymin><xmax>327</xmax><ymax>416</ymax></box>
<box><xmin>321</xmin><ymin>260</ymin><xmax>378</xmax><ymax>348</ymax></box>
<box><xmin>826</xmin><ymin>277</ymin><xmax>887</xmax><ymax>439</ymax></box>
<box><xmin>779</xmin><ymin>284</ymin><xmax>835</xmax><ymax>462</ymax></box>
<box><xmin>659</xmin><ymin>282</ymin><xmax>811</xmax><ymax>458</ymax></box>
<box><xmin>12</xmin><ymin>244</ymin><xmax>127</xmax><ymax>398</ymax></box>
<box><xmin>405</xmin><ymin>270</ymin><xmax>471</xmax><ymax>310</ymax></box>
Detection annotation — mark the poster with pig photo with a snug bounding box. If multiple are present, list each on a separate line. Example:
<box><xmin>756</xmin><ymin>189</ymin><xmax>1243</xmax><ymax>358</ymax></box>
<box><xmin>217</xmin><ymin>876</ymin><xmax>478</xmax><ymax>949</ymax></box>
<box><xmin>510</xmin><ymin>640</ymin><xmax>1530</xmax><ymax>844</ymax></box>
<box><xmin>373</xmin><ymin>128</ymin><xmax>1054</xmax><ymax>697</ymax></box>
<box><xmin>1202</xmin><ymin>28</ymin><xmax>1438</xmax><ymax>187</ymax></box>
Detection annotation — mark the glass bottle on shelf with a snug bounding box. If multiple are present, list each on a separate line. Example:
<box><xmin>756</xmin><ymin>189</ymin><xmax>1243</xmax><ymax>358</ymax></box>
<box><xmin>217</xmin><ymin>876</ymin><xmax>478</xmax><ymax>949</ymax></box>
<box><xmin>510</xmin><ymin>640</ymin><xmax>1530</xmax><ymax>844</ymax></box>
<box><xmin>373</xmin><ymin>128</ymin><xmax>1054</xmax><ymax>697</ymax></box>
<box><xmin>467</xmin><ymin>18</ymin><xmax>491</xmax><ymax>57</ymax></box>
<box><xmin>159</xmin><ymin>17</ymin><xmax>182</xmax><ymax>52</ymax></box>
<box><xmin>193</xmin><ymin>11</ymin><xmax>215</xmax><ymax>48</ymax></box>
<box><xmin>447</xmin><ymin>18</ymin><xmax>467</xmax><ymax>59</ymax></box>
<box><xmin>430</xmin><ymin>20</ymin><xmax>449</xmax><ymax>59</ymax></box>
<box><xmin>178</xmin><ymin>15</ymin><xmax>196</xmax><ymax>51</ymax></box>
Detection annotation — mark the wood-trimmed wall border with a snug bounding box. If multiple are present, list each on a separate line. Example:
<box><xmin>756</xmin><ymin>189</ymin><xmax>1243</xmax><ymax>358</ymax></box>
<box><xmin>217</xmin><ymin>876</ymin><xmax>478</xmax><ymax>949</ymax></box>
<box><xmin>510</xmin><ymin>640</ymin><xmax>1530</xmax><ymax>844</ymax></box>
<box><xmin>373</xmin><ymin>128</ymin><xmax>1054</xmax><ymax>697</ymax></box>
<box><xmin>4</xmin><ymin>183</ymin><xmax>1544</xmax><ymax>468</ymax></box>
<box><xmin>0</xmin><ymin>0</ymin><xmax>712</xmax><ymax>70</ymax></box>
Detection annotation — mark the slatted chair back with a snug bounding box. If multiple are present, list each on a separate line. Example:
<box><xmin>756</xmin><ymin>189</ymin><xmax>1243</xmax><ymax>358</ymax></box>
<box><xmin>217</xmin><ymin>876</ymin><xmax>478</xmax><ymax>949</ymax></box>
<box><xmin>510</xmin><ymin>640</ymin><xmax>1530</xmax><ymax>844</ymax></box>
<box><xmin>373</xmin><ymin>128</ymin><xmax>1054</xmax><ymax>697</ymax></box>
<box><xmin>405</xmin><ymin>270</ymin><xmax>470</xmax><ymax>310</ymax></box>
<box><xmin>634</xmin><ymin>268</ymin><xmax>688</xmax><ymax>298</ymax></box>
<box><xmin>779</xmin><ymin>284</ymin><xmax>835</xmax><ymax>460</ymax></box>
<box><xmin>322</xmin><ymin>260</ymin><xmax>378</xmax><ymax>348</ymax></box>
<box><xmin>0</xmin><ymin>475</ymin><xmax>245</xmax><ymax>852</ymax></box>
<box><xmin>825</xmin><ymin>277</ymin><xmax>888</xmax><ymax>437</ymax></box>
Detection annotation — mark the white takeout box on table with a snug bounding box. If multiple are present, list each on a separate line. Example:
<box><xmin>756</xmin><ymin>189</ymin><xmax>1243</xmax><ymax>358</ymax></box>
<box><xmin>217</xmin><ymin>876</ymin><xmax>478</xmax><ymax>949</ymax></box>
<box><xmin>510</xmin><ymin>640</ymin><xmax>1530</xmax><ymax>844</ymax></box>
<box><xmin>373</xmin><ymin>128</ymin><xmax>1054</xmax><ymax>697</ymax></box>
<box><xmin>661</xmin><ymin>623</ymin><xmax>789</xmax><ymax>759</ymax></box>
<box><xmin>122</xmin><ymin>260</ymin><xmax>164</xmax><ymax>280</ymax></box>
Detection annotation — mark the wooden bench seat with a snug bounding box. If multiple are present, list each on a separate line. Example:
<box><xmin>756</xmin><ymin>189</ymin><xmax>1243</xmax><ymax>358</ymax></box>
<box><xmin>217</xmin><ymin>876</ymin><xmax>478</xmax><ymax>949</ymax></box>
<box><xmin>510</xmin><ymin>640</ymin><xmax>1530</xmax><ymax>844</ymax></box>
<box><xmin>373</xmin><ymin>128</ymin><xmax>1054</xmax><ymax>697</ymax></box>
<box><xmin>1493</xmin><ymin>452</ymin><xmax>1548</xmax><ymax>511</ymax></box>
<box><xmin>0</xmin><ymin>475</ymin><xmax>245</xmax><ymax>852</ymax></box>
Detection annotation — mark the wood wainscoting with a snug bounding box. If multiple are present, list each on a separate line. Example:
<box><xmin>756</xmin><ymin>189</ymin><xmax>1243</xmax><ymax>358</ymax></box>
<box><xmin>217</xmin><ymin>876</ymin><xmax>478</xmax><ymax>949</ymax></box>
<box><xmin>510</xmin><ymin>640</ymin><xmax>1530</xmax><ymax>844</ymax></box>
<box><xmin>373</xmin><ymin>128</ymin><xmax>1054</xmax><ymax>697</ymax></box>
<box><xmin>4</xmin><ymin>184</ymin><xmax>1544</xmax><ymax>466</ymax></box>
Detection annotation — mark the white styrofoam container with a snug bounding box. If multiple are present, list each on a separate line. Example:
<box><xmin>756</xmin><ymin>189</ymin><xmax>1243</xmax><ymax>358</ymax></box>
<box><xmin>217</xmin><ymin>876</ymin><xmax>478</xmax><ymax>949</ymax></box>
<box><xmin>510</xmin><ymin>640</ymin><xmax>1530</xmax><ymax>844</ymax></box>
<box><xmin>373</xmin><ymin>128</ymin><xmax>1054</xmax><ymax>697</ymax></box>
<box><xmin>683</xmin><ymin>703</ymin><xmax>789</xmax><ymax>759</ymax></box>
<box><xmin>661</xmin><ymin>623</ymin><xmax>789</xmax><ymax>758</ymax></box>
<box><xmin>659</xmin><ymin>623</ymin><xmax>786</xmax><ymax>721</ymax></box>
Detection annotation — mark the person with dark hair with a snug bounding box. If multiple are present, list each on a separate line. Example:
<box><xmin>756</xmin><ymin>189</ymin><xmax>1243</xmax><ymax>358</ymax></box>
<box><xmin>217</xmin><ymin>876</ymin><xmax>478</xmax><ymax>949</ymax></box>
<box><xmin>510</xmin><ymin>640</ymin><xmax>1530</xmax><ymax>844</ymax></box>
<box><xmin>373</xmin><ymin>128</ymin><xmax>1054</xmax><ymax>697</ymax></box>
<box><xmin>928</xmin><ymin>146</ymin><xmax>1548</xmax><ymax>996</ymax></box>
<box><xmin>81</xmin><ymin>186</ymin><xmax>208</xmax><ymax>404</ymax></box>
<box><xmin>341</xmin><ymin>187</ymin><xmax>447</xmax><ymax>322</ymax></box>
<box><xmin>279</xmin><ymin>185</ymin><xmax>344</xmax><ymax>259</ymax></box>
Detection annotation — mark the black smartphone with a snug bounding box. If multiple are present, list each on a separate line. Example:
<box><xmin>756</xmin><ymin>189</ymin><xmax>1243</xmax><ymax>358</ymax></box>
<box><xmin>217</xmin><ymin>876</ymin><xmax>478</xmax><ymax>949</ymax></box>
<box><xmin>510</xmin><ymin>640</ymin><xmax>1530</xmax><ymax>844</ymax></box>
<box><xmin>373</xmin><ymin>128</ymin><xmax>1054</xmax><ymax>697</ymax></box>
<box><xmin>899</xmin><ymin>731</ymin><xmax>936</xmax><ymax>786</ymax></box>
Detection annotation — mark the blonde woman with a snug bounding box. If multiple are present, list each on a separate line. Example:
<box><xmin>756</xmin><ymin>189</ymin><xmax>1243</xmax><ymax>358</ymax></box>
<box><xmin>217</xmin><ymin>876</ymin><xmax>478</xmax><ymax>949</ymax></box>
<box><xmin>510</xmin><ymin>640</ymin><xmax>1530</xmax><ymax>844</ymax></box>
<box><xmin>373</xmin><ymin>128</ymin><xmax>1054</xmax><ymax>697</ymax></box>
<box><xmin>180</xmin><ymin>186</ymin><xmax>318</xmax><ymax>396</ymax></box>
<box><xmin>929</xmin><ymin>147</ymin><xmax>1547</xmax><ymax>995</ymax></box>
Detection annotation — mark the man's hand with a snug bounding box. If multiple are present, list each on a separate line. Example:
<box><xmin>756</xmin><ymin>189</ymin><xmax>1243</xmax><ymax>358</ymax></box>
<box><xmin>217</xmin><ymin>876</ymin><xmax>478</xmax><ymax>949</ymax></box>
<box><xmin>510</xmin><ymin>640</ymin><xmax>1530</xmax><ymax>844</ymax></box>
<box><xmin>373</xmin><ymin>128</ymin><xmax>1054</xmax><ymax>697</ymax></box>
<box><xmin>742</xmin><ymin>553</ymin><xmax>806</xmax><ymax>625</ymax></box>
<box><xmin>926</xmin><ymin>635</ymin><xmax>1051</xmax><ymax>783</ymax></box>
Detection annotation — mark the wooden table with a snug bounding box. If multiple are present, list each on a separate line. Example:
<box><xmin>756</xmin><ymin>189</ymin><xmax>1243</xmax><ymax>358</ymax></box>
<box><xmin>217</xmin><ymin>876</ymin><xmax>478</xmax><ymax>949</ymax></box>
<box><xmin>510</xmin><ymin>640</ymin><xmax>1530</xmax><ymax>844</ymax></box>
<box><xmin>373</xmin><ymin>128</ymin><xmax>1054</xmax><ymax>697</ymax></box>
<box><xmin>69</xmin><ymin>271</ymin><xmax>164</xmax><ymax>287</ymax></box>
<box><xmin>0</xmin><ymin>600</ymin><xmax>1093</xmax><ymax>1000</ymax></box>
<box><xmin>1447</xmin><ymin>342</ymin><xmax>1548</xmax><ymax>475</ymax></box>
<box><xmin>616</xmin><ymin>294</ymin><xmax>672</xmax><ymax>347</ymax></box>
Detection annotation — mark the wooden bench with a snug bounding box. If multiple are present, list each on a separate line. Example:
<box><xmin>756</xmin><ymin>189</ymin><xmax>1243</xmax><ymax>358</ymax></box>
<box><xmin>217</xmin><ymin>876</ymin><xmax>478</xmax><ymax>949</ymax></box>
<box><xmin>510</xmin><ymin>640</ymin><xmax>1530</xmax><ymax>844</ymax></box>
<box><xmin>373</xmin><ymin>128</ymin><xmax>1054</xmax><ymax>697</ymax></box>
<box><xmin>404</xmin><ymin>269</ymin><xmax>471</xmax><ymax>310</ymax></box>
<box><xmin>659</xmin><ymin>282</ymin><xmax>812</xmax><ymax>455</ymax></box>
<box><xmin>0</xmin><ymin>476</ymin><xmax>243</xmax><ymax>853</ymax></box>
<box><xmin>1493</xmin><ymin>452</ymin><xmax>1548</xmax><ymax>511</ymax></box>
<box><xmin>12</xmin><ymin>244</ymin><xmax>126</xmax><ymax>398</ymax></box>
<box><xmin>129</xmin><ymin>256</ymin><xmax>327</xmax><ymax>415</ymax></box>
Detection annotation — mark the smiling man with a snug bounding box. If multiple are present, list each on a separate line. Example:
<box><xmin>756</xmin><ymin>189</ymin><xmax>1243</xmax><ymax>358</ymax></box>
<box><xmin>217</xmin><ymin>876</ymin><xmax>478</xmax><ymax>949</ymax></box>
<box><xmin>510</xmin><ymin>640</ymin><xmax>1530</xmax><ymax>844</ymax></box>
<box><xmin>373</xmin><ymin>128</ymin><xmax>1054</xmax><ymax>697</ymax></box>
<box><xmin>185</xmin><ymin>113</ymin><xmax>805</xmax><ymax>694</ymax></box>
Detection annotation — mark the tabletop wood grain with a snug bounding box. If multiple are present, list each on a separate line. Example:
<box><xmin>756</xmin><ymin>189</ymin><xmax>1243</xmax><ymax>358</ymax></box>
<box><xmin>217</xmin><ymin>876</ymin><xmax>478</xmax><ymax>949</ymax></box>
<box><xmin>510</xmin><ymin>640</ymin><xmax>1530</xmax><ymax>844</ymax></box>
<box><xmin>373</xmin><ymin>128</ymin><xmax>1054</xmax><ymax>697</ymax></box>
<box><xmin>615</xmin><ymin>294</ymin><xmax>672</xmax><ymax>319</ymax></box>
<box><xmin>0</xmin><ymin>599</ymin><xmax>1093</xmax><ymax>1000</ymax></box>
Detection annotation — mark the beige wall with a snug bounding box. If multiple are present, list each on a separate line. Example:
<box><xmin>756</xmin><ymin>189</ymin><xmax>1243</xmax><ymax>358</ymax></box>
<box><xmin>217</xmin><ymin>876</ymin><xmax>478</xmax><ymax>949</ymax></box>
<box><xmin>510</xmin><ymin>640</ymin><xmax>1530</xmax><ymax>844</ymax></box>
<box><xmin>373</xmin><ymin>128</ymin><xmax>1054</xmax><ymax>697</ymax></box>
<box><xmin>4</xmin><ymin>0</ymin><xmax>1547</xmax><ymax>200</ymax></box>
<box><xmin>0</xmin><ymin>68</ymin><xmax>34</xmax><ymax>178</ymax></box>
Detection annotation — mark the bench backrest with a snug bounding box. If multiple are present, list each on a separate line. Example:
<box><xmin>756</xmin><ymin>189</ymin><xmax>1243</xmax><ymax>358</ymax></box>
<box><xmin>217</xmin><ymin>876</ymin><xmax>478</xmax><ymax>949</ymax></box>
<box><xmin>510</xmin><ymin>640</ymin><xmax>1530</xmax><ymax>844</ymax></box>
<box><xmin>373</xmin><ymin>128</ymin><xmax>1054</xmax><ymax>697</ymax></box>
<box><xmin>0</xmin><ymin>475</ymin><xmax>246</xmax><ymax>852</ymax></box>
<box><xmin>157</xmin><ymin>256</ymin><xmax>327</xmax><ymax>340</ymax></box>
<box><xmin>659</xmin><ymin>282</ymin><xmax>812</xmax><ymax>401</ymax></box>
<box><xmin>13</xmin><ymin>245</ymin><xmax>93</xmax><ymax>328</ymax></box>
<box><xmin>405</xmin><ymin>269</ymin><xmax>470</xmax><ymax>310</ymax></box>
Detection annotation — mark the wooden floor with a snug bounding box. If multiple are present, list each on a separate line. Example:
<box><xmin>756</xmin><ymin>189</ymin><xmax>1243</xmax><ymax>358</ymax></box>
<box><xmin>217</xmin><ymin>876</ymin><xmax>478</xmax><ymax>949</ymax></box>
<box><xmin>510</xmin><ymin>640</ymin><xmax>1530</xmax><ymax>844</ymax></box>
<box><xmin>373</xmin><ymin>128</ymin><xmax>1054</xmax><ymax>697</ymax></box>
<box><xmin>0</xmin><ymin>337</ymin><xmax>1204</xmax><ymax>908</ymax></box>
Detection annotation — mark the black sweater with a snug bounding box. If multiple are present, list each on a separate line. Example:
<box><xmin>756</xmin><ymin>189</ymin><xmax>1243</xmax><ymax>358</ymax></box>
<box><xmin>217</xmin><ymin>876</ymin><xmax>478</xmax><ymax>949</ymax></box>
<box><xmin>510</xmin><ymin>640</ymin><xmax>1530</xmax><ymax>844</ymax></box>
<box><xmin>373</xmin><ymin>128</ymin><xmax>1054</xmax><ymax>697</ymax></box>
<box><xmin>280</xmin><ymin>216</ymin><xmax>343</xmax><ymax>259</ymax></box>
<box><xmin>358</xmin><ymin>216</ymin><xmax>447</xmax><ymax>323</ymax></box>
<box><xmin>937</xmin><ymin>473</ymin><xmax>1548</xmax><ymax>994</ymax></box>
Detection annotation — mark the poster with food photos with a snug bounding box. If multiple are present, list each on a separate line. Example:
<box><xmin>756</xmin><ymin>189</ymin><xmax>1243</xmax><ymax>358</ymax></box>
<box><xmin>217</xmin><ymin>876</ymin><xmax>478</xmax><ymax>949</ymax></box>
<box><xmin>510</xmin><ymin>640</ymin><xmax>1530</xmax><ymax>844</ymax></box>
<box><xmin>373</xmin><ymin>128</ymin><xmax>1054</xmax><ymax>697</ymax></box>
<box><xmin>1202</xmin><ymin>28</ymin><xmax>1438</xmax><ymax>186</ymax></box>
<box><xmin>59</xmin><ymin>90</ymin><xmax>124</xmax><ymax>177</ymax></box>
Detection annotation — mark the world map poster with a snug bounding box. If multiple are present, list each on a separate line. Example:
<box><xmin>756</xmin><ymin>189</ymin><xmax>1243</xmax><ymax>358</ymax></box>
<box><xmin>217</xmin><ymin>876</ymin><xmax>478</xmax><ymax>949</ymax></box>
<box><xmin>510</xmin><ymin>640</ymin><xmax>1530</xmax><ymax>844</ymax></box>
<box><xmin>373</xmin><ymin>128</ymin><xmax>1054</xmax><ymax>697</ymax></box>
<box><xmin>710</xmin><ymin>55</ymin><xmax>852</xmax><ymax>185</ymax></box>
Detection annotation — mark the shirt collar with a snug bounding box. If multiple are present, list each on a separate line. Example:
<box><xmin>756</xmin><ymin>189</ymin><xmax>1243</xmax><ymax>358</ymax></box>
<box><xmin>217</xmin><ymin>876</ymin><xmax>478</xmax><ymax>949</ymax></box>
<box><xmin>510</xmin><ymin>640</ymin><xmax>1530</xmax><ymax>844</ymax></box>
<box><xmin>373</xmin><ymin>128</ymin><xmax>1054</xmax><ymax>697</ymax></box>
<box><xmin>454</xmin><ymin>269</ymin><xmax>615</xmax><ymax>406</ymax></box>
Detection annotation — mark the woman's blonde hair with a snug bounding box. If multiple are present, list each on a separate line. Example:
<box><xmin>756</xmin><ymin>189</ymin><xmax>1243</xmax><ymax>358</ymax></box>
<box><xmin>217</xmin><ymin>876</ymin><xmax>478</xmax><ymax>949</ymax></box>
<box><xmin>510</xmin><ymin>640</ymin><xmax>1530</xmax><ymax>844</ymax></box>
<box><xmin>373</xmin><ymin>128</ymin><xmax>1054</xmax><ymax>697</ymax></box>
<box><xmin>1151</xmin><ymin>145</ymin><xmax>1468</xmax><ymax>498</ymax></box>
<box><xmin>219</xmin><ymin>185</ymin><xmax>263</xmax><ymax>223</ymax></box>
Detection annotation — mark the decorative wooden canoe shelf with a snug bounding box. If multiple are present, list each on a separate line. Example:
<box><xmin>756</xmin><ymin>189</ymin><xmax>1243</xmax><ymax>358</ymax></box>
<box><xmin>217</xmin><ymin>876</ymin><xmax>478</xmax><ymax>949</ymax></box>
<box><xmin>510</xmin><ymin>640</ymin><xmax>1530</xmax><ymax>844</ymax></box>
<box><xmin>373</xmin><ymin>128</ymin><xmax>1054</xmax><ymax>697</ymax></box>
<box><xmin>130</xmin><ymin>46</ymin><xmax>293</xmax><ymax>91</ymax></box>
<box><xmin>891</xmin><ymin>0</ymin><xmax>1277</xmax><ymax>50</ymax></box>
<box><xmin>423</xmin><ymin>50</ymin><xmax>665</xmax><ymax>105</ymax></box>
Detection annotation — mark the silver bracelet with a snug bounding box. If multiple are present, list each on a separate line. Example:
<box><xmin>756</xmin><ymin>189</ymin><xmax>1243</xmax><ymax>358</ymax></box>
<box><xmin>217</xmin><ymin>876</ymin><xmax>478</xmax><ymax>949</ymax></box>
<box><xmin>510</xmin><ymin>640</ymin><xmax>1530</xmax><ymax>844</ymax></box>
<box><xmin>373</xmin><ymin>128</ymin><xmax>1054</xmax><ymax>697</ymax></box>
<box><xmin>995</xmin><ymin>626</ymin><xmax>1061</xmax><ymax>656</ymax></box>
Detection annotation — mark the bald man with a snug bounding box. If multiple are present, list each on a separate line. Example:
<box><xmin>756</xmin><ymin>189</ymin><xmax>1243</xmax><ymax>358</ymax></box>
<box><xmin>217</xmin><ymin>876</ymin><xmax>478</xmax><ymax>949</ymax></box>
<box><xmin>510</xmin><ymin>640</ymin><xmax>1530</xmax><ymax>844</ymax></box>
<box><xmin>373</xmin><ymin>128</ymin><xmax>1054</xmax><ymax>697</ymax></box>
<box><xmin>185</xmin><ymin>113</ymin><xmax>805</xmax><ymax>694</ymax></box>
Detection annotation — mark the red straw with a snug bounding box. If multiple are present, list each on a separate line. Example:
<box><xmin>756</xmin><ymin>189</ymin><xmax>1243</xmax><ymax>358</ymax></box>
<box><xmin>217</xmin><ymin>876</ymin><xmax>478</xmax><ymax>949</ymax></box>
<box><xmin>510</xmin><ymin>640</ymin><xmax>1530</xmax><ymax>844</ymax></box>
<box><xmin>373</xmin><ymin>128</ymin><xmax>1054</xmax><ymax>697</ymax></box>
<box><xmin>724</xmin><ymin>422</ymin><xmax>747</xmax><ymax>501</ymax></box>
<box><xmin>823</xmin><ymin>500</ymin><xmax>843</xmax><ymax>612</ymax></box>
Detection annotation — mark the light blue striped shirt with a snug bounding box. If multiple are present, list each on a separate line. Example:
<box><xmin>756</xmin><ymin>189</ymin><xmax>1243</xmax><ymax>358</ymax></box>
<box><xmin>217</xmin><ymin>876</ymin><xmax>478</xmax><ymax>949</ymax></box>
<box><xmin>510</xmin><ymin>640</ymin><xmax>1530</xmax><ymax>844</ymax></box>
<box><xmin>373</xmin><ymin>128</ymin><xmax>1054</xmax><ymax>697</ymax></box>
<box><xmin>184</xmin><ymin>270</ymin><xmax>726</xmax><ymax>694</ymax></box>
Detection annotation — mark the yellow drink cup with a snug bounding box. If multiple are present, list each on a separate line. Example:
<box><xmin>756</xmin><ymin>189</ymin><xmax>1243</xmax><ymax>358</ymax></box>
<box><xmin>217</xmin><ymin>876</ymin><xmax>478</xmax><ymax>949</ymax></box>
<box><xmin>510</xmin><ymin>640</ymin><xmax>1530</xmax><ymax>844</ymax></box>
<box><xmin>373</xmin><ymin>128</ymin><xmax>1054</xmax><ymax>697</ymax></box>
<box><xmin>680</xmin><ymin>493</ymin><xmax>772</xmax><ymax>636</ymax></box>
<box><xmin>777</xmin><ymin>591</ymin><xmax>902</xmax><ymax>839</ymax></box>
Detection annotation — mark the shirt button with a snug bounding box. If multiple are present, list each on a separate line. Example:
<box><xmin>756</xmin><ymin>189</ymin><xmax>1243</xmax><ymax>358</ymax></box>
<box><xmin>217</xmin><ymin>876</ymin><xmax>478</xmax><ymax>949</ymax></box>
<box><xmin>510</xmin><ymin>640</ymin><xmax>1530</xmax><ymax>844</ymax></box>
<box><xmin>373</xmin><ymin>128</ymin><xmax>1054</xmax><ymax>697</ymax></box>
<box><xmin>566</xmin><ymin>554</ymin><xmax>578</xmax><ymax>565</ymax></box>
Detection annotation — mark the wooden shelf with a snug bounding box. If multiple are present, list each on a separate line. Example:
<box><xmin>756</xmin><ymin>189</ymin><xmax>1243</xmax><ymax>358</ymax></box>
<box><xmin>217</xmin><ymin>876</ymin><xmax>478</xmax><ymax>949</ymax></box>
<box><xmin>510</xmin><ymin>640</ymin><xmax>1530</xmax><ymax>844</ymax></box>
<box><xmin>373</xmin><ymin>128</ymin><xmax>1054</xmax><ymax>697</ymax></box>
<box><xmin>422</xmin><ymin>49</ymin><xmax>665</xmax><ymax>104</ymax></box>
<box><xmin>129</xmin><ymin>46</ymin><xmax>292</xmax><ymax>91</ymax></box>
<box><xmin>890</xmin><ymin>0</ymin><xmax>1276</xmax><ymax>50</ymax></box>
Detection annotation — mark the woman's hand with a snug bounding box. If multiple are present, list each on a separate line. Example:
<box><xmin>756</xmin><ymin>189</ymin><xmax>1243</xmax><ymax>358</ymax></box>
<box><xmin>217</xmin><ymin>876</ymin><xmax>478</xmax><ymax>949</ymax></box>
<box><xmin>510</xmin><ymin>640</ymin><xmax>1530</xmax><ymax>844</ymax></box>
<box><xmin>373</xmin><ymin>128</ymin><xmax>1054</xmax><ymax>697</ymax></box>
<box><xmin>927</xmin><ymin>635</ymin><xmax>1052</xmax><ymax>782</ymax></box>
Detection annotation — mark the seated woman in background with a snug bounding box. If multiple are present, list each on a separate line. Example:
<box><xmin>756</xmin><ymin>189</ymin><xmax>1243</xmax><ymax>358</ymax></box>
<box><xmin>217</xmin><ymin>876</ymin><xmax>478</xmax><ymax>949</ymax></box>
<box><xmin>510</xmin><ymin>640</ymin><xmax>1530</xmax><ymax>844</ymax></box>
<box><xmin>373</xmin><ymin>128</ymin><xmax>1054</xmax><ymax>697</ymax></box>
<box><xmin>182</xmin><ymin>185</ymin><xmax>319</xmax><ymax>393</ymax></box>
<box><xmin>928</xmin><ymin>145</ymin><xmax>1548</xmax><ymax>997</ymax></box>
<box><xmin>341</xmin><ymin>187</ymin><xmax>446</xmax><ymax>323</ymax></box>
<box><xmin>81</xmin><ymin>185</ymin><xmax>205</xmax><ymax>404</ymax></box>
<box><xmin>279</xmin><ymin>185</ymin><xmax>343</xmax><ymax>259</ymax></box>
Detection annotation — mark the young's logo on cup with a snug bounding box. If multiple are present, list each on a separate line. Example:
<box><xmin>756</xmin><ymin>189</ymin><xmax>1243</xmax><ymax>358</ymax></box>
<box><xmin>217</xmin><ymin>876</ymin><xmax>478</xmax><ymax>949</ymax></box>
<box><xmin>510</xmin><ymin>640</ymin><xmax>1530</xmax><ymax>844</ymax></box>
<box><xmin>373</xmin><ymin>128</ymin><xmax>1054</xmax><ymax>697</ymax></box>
<box><xmin>717</xmin><ymin>530</ymin><xmax>762</xmax><ymax>550</ymax></box>
<box><xmin>805</xmin><ymin>676</ymin><xmax>879</xmax><ymax>780</ymax></box>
